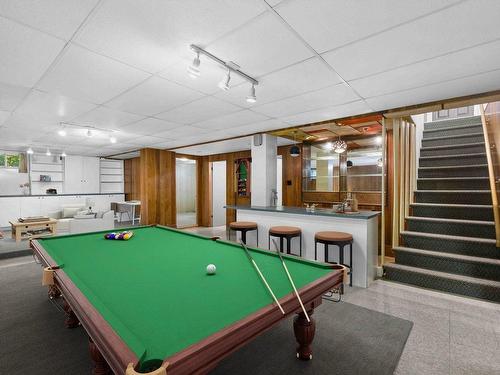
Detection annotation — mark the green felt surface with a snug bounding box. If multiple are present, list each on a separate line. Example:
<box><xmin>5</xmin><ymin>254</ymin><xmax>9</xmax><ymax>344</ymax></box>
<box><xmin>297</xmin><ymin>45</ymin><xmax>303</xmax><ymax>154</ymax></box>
<box><xmin>38</xmin><ymin>226</ymin><xmax>334</xmax><ymax>365</ymax></box>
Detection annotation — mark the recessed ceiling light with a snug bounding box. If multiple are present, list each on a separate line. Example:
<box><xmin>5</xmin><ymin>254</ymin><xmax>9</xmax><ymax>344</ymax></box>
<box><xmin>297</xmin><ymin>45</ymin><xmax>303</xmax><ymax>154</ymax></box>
<box><xmin>246</xmin><ymin>84</ymin><xmax>257</xmax><ymax>103</ymax></box>
<box><xmin>46</xmin><ymin>148</ymin><xmax>51</xmax><ymax>156</ymax></box>
<box><xmin>109</xmin><ymin>136</ymin><xmax>117</xmax><ymax>144</ymax></box>
<box><xmin>61</xmin><ymin>151</ymin><xmax>67</xmax><ymax>157</ymax></box>
<box><xmin>58</xmin><ymin>129</ymin><xmax>67</xmax><ymax>137</ymax></box>
<box><xmin>27</xmin><ymin>147</ymin><xmax>34</xmax><ymax>155</ymax></box>
<box><xmin>218</xmin><ymin>70</ymin><xmax>231</xmax><ymax>91</ymax></box>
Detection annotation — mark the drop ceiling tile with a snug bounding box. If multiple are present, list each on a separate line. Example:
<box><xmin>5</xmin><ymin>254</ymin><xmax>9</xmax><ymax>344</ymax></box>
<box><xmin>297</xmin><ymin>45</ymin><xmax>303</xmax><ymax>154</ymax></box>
<box><xmin>156</xmin><ymin>96</ymin><xmax>242</xmax><ymax>125</ymax></box>
<box><xmin>0</xmin><ymin>17</ymin><xmax>65</xmax><ymax>87</ymax></box>
<box><xmin>0</xmin><ymin>0</ymin><xmax>99</xmax><ymax>40</ymax></box>
<box><xmin>121</xmin><ymin>117</ymin><xmax>180</xmax><ymax>135</ymax></box>
<box><xmin>75</xmin><ymin>0</ymin><xmax>267</xmax><ymax>73</ymax></box>
<box><xmin>72</xmin><ymin>106</ymin><xmax>144</xmax><ymax>129</ymax></box>
<box><xmin>228</xmin><ymin>119</ymin><xmax>289</xmax><ymax>136</ymax></box>
<box><xmin>366</xmin><ymin>69</ymin><xmax>500</xmax><ymax>111</ymax></box>
<box><xmin>37</xmin><ymin>44</ymin><xmax>150</xmax><ymax>104</ymax></box>
<box><xmin>322</xmin><ymin>0</ymin><xmax>500</xmax><ymax>80</ymax></box>
<box><xmin>281</xmin><ymin>100</ymin><xmax>372</xmax><ymax>126</ymax></box>
<box><xmin>105</xmin><ymin>76</ymin><xmax>203</xmax><ymax>116</ymax></box>
<box><xmin>192</xmin><ymin>110</ymin><xmax>269</xmax><ymax>130</ymax></box>
<box><xmin>350</xmin><ymin>39</ymin><xmax>500</xmax><ymax>98</ymax></box>
<box><xmin>148</xmin><ymin>141</ymin><xmax>180</xmax><ymax>150</ymax></box>
<box><xmin>5</xmin><ymin>89</ymin><xmax>96</xmax><ymax>129</ymax></box>
<box><xmin>0</xmin><ymin>127</ymin><xmax>46</xmax><ymax>144</ymax></box>
<box><xmin>0</xmin><ymin>82</ymin><xmax>31</xmax><ymax>111</ymax></box>
<box><xmin>276</xmin><ymin>0</ymin><xmax>460</xmax><ymax>53</ymax></box>
<box><xmin>208</xmin><ymin>11</ymin><xmax>314</xmax><ymax>77</ymax></box>
<box><xmin>215</xmin><ymin>57</ymin><xmax>342</xmax><ymax>107</ymax></box>
<box><xmin>123</xmin><ymin>135</ymin><xmax>170</xmax><ymax>147</ymax></box>
<box><xmin>159</xmin><ymin>57</ymin><xmax>245</xmax><ymax>95</ymax></box>
<box><xmin>35</xmin><ymin>133</ymin><xmax>87</xmax><ymax>146</ymax></box>
<box><xmin>0</xmin><ymin>110</ymin><xmax>10</xmax><ymax>126</ymax></box>
<box><xmin>155</xmin><ymin>125</ymin><xmax>210</xmax><ymax>139</ymax></box>
<box><xmin>252</xmin><ymin>84</ymin><xmax>360</xmax><ymax>117</ymax></box>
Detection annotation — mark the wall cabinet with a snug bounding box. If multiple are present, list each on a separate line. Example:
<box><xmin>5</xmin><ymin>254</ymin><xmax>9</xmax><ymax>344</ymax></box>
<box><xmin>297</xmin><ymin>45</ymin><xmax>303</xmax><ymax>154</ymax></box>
<box><xmin>65</xmin><ymin>156</ymin><xmax>100</xmax><ymax>194</ymax></box>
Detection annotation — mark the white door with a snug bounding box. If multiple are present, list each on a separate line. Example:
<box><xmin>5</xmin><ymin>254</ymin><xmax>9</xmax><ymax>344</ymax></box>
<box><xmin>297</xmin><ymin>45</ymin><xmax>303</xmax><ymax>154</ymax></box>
<box><xmin>212</xmin><ymin>161</ymin><xmax>226</xmax><ymax>227</ymax></box>
<box><xmin>64</xmin><ymin>156</ymin><xmax>83</xmax><ymax>193</ymax></box>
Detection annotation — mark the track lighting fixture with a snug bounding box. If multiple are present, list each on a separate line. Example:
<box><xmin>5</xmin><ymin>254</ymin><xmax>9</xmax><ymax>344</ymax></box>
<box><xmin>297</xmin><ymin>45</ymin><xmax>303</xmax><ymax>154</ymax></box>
<box><xmin>188</xmin><ymin>44</ymin><xmax>258</xmax><ymax>102</ymax></box>
<box><xmin>58</xmin><ymin>129</ymin><xmax>67</xmax><ymax>137</ymax></box>
<box><xmin>27</xmin><ymin>147</ymin><xmax>34</xmax><ymax>155</ymax></box>
<box><xmin>188</xmin><ymin>52</ymin><xmax>201</xmax><ymax>78</ymax></box>
<box><xmin>246</xmin><ymin>84</ymin><xmax>257</xmax><ymax>103</ymax></box>
<box><xmin>46</xmin><ymin>148</ymin><xmax>51</xmax><ymax>156</ymax></box>
<box><xmin>218</xmin><ymin>70</ymin><xmax>231</xmax><ymax>91</ymax></box>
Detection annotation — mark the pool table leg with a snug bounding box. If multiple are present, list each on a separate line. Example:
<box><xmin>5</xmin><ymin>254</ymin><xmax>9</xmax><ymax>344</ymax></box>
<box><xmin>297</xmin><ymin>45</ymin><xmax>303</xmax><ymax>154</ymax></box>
<box><xmin>293</xmin><ymin>308</ymin><xmax>316</xmax><ymax>360</ymax></box>
<box><xmin>89</xmin><ymin>337</ymin><xmax>112</xmax><ymax>375</ymax></box>
<box><xmin>63</xmin><ymin>299</ymin><xmax>80</xmax><ymax>329</ymax></box>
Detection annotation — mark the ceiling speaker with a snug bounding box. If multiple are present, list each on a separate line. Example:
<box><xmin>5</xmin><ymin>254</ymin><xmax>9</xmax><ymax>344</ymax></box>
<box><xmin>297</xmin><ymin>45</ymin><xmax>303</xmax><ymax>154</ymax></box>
<box><xmin>253</xmin><ymin>134</ymin><xmax>263</xmax><ymax>146</ymax></box>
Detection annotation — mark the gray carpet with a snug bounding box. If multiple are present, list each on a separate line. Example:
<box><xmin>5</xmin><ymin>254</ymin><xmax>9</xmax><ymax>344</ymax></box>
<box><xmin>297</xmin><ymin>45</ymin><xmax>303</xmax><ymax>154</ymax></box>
<box><xmin>0</xmin><ymin>259</ymin><xmax>412</xmax><ymax>375</ymax></box>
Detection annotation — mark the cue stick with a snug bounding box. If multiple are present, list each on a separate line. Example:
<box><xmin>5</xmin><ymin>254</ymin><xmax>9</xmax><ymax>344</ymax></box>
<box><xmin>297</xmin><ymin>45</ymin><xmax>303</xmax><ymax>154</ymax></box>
<box><xmin>272</xmin><ymin>239</ymin><xmax>310</xmax><ymax>322</ymax></box>
<box><xmin>239</xmin><ymin>241</ymin><xmax>285</xmax><ymax>315</ymax></box>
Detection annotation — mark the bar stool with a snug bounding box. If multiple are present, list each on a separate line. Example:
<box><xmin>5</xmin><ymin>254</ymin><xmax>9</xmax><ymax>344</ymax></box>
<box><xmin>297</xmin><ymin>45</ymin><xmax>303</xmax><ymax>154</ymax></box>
<box><xmin>314</xmin><ymin>231</ymin><xmax>353</xmax><ymax>287</ymax></box>
<box><xmin>228</xmin><ymin>221</ymin><xmax>258</xmax><ymax>245</ymax></box>
<box><xmin>268</xmin><ymin>226</ymin><xmax>302</xmax><ymax>256</ymax></box>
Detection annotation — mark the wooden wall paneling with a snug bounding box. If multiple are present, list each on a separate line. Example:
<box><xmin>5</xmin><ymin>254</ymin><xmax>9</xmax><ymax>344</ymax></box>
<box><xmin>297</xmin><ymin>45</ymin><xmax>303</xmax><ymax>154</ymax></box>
<box><xmin>158</xmin><ymin>150</ymin><xmax>176</xmax><ymax>227</ymax></box>
<box><xmin>139</xmin><ymin>149</ymin><xmax>160</xmax><ymax>225</ymax></box>
<box><xmin>124</xmin><ymin>157</ymin><xmax>141</xmax><ymax>201</ymax></box>
<box><xmin>198</xmin><ymin>156</ymin><xmax>212</xmax><ymax>227</ymax></box>
<box><xmin>278</xmin><ymin>146</ymin><xmax>302</xmax><ymax>207</ymax></box>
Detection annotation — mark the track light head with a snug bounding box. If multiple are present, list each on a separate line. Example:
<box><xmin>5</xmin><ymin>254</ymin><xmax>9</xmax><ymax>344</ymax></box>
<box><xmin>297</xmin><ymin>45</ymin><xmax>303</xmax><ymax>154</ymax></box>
<box><xmin>58</xmin><ymin>129</ymin><xmax>67</xmax><ymax>137</ymax></box>
<box><xmin>218</xmin><ymin>70</ymin><xmax>231</xmax><ymax>91</ymax></box>
<box><xmin>46</xmin><ymin>148</ymin><xmax>51</xmax><ymax>156</ymax></box>
<box><xmin>188</xmin><ymin>52</ymin><xmax>201</xmax><ymax>78</ymax></box>
<box><xmin>246</xmin><ymin>84</ymin><xmax>257</xmax><ymax>103</ymax></box>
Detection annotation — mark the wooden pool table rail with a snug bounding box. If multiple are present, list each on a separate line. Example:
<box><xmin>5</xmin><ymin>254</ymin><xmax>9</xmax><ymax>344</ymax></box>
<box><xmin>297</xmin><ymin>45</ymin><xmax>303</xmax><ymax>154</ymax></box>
<box><xmin>31</xmin><ymin>233</ymin><xmax>343</xmax><ymax>375</ymax></box>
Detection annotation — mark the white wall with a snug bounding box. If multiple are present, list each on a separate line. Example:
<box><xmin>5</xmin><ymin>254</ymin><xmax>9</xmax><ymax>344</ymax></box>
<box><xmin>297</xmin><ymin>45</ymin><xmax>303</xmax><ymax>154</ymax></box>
<box><xmin>251</xmin><ymin>134</ymin><xmax>277</xmax><ymax>206</ymax></box>
<box><xmin>0</xmin><ymin>168</ymin><xmax>29</xmax><ymax>195</ymax></box>
<box><xmin>276</xmin><ymin>157</ymin><xmax>282</xmax><ymax>206</ymax></box>
<box><xmin>176</xmin><ymin>160</ymin><xmax>196</xmax><ymax>213</ymax></box>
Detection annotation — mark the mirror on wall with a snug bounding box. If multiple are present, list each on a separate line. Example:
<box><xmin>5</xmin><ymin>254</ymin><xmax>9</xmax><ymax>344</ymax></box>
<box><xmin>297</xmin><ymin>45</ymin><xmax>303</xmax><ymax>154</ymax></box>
<box><xmin>302</xmin><ymin>136</ymin><xmax>384</xmax><ymax>193</ymax></box>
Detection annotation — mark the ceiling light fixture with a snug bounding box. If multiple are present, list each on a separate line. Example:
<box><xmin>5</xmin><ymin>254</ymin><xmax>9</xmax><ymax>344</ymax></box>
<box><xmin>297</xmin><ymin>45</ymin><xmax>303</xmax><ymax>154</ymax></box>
<box><xmin>218</xmin><ymin>69</ymin><xmax>231</xmax><ymax>91</ymax></box>
<box><xmin>375</xmin><ymin>136</ymin><xmax>382</xmax><ymax>145</ymax></box>
<box><xmin>109</xmin><ymin>136</ymin><xmax>117</xmax><ymax>144</ymax></box>
<box><xmin>187</xmin><ymin>52</ymin><xmax>201</xmax><ymax>78</ymax></box>
<box><xmin>58</xmin><ymin>129</ymin><xmax>67</xmax><ymax>137</ymax></box>
<box><xmin>188</xmin><ymin>44</ymin><xmax>258</xmax><ymax>101</ymax></box>
<box><xmin>333</xmin><ymin>138</ymin><xmax>347</xmax><ymax>154</ymax></box>
<box><xmin>61</xmin><ymin>151</ymin><xmax>67</xmax><ymax>157</ymax></box>
<box><xmin>246</xmin><ymin>84</ymin><xmax>257</xmax><ymax>103</ymax></box>
<box><xmin>323</xmin><ymin>142</ymin><xmax>333</xmax><ymax>151</ymax></box>
<box><xmin>46</xmin><ymin>148</ymin><xmax>51</xmax><ymax>156</ymax></box>
<box><xmin>27</xmin><ymin>147</ymin><xmax>34</xmax><ymax>155</ymax></box>
<box><xmin>290</xmin><ymin>131</ymin><xmax>300</xmax><ymax>157</ymax></box>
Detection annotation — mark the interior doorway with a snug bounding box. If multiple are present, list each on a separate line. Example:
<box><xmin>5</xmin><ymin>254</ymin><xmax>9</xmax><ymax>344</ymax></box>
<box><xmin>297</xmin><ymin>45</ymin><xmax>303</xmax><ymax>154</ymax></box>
<box><xmin>212</xmin><ymin>161</ymin><xmax>226</xmax><ymax>227</ymax></box>
<box><xmin>176</xmin><ymin>158</ymin><xmax>197</xmax><ymax>228</ymax></box>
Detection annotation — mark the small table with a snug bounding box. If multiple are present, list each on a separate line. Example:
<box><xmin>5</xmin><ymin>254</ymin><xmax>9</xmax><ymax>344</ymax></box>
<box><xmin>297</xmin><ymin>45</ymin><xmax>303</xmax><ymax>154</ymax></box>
<box><xmin>117</xmin><ymin>201</ymin><xmax>141</xmax><ymax>225</ymax></box>
<box><xmin>10</xmin><ymin>219</ymin><xmax>57</xmax><ymax>243</ymax></box>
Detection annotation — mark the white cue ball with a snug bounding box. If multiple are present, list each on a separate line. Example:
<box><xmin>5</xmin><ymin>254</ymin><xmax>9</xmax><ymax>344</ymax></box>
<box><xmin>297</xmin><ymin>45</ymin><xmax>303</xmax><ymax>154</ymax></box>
<box><xmin>206</xmin><ymin>264</ymin><xmax>217</xmax><ymax>275</ymax></box>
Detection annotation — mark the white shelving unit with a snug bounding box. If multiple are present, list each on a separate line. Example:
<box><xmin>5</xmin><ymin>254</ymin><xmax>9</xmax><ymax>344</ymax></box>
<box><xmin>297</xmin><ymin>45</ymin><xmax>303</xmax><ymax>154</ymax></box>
<box><xmin>100</xmin><ymin>158</ymin><xmax>124</xmax><ymax>193</ymax></box>
<box><xmin>29</xmin><ymin>154</ymin><xmax>65</xmax><ymax>195</ymax></box>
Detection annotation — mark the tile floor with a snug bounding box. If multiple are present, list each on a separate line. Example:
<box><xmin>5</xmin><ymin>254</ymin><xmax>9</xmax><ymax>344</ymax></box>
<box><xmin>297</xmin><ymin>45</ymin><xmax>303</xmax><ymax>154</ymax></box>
<box><xmin>186</xmin><ymin>225</ymin><xmax>500</xmax><ymax>375</ymax></box>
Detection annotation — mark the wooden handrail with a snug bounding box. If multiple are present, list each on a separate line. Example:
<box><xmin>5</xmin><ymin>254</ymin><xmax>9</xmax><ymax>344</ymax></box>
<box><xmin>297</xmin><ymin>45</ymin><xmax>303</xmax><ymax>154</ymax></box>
<box><xmin>479</xmin><ymin>103</ymin><xmax>500</xmax><ymax>247</ymax></box>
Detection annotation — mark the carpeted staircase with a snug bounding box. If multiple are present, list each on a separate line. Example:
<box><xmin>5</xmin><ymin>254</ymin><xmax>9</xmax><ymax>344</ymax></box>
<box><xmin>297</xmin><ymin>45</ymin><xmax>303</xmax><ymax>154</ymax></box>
<box><xmin>384</xmin><ymin>115</ymin><xmax>500</xmax><ymax>303</ymax></box>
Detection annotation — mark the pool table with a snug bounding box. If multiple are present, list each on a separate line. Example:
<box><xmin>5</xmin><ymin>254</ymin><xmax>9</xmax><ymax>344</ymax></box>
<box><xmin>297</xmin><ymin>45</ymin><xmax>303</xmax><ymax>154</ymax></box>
<box><xmin>31</xmin><ymin>226</ymin><xmax>344</xmax><ymax>375</ymax></box>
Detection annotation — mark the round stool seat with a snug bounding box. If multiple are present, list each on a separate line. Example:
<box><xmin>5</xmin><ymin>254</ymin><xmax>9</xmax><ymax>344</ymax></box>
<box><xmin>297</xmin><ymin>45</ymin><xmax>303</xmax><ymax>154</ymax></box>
<box><xmin>229</xmin><ymin>221</ymin><xmax>258</xmax><ymax>230</ymax></box>
<box><xmin>315</xmin><ymin>231</ymin><xmax>353</xmax><ymax>242</ymax></box>
<box><xmin>269</xmin><ymin>226</ymin><xmax>301</xmax><ymax>236</ymax></box>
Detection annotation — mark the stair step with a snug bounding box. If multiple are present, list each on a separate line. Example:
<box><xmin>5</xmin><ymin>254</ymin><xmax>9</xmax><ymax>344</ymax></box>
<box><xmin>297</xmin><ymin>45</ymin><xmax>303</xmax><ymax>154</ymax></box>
<box><xmin>416</xmin><ymin>177</ymin><xmax>490</xmax><ymax>190</ymax></box>
<box><xmin>414</xmin><ymin>190</ymin><xmax>492</xmax><ymax>205</ymax></box>
<box><xmin>384</xmin><ymin>263</ymin><xmax>500</xmax><ymax>303</ymax></box>
<box><xmin>410</xmin><ymin>203</ymin><xmax>494</xmax><ymax>221</ymax></box>
<box><xmin>419</xmin><ymin>153</ymin><xmax>487</xmax><ymax>167</ymax></box>
<box><xmin>422</xmin><ymin>133</ymin><xmax>485</xmax><ymax>148</ymax></box>
<box><xmin>423</xmin><ymin>116</ymin><xmax>482</xmax><ymax>130</ymax></box>
<box><xmin>420</xmin><ymin>142</ymin><xmax>486</xmax><ymax>157</ymax></box>
<box><xmin>418</xmin><ymin>164</ymin><xmax>488</xmax><ymax>178</ymax></box>
<box><xmin>401</xmin><ymin>230</ymin><xmax>499</xmax><ymax>258</ymax></box>
<box><xmin>393</xmin><ymin>247</ymin><xmax>500</xmax><ymax>282</ymax></box>
<box><xmin>406</xmin><ymin>216</ymin><xmax>495</xmax><ymax>239</ymax></box>
<box><xmin>423</xmin><ymin>123</ymin><xmax>483</xmax><ymax>139</ymax></box>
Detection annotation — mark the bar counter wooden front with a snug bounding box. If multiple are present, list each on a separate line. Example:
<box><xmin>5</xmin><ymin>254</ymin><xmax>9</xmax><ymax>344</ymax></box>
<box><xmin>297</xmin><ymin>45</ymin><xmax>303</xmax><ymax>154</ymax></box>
<box><xmin>31</xmin><ymin>226</ymin><xmax>344</xmax><ymax>375</ymax></box>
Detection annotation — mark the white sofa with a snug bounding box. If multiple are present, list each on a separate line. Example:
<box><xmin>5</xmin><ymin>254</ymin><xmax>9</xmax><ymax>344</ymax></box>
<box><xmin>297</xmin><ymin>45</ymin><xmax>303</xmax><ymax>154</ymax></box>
<box><xmin>48</xmin><ymin>204</ymin><xmax>115</xmax><ymax>234</ymax></box>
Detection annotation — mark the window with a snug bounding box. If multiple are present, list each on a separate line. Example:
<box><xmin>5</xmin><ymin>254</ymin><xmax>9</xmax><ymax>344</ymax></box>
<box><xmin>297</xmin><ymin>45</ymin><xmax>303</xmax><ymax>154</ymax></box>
<box><xmin>0</xmin><ymin>152</ymin><xmax>20</xmax><ymax>168</ymax></box>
